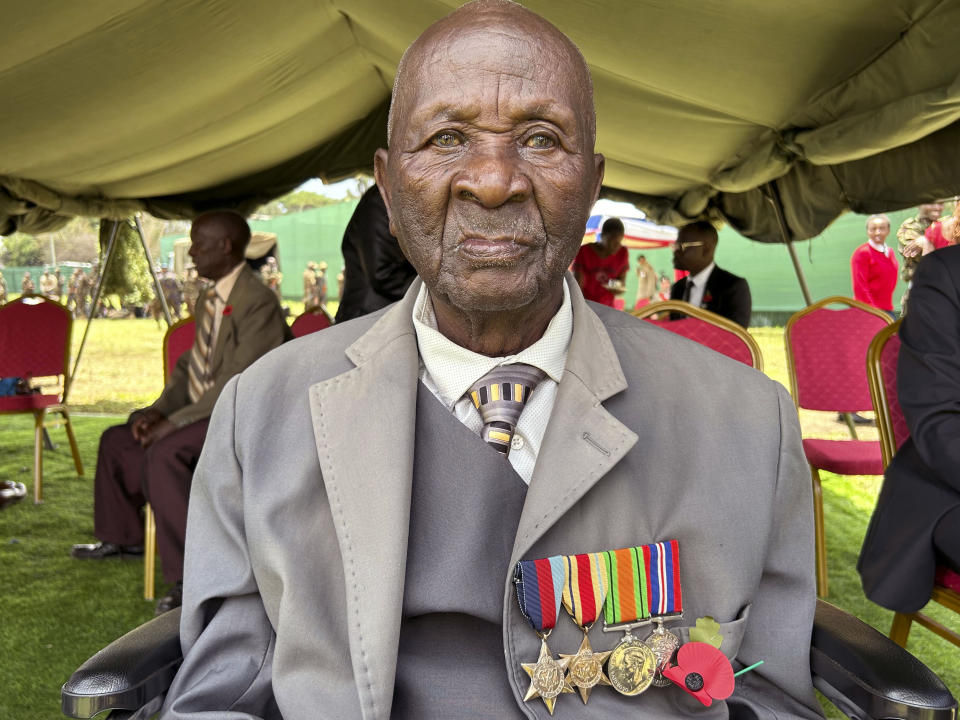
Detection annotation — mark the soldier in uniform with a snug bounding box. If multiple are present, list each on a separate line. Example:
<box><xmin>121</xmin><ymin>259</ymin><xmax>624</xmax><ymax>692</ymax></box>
<box><xmin>314</xmin><ymin>261</ymin><xmax>328</xmax><ymax>308</ymax></box>
<box><xmin>39</xmin><ymin>268</ymin><xmax>57</xmax><ymax>298</ymax></box>
<box><xmin>21</xmin><ymin>271</ymin><xmax>35</xmax><ymax>295</ymax></box>
<box><xmin>182</xmin><ymin>266</ymin><xmax>201</xmax><ymax>316</ymax></box>
<box><xmin>260</xmin><ymin>256</ymin><xmax>283</xmax><ymax>302</ymax></box>
<box><xmin>160</xmin><ymin>265</ymin><xmax>183</xmax><ymax>320</ymax></box>
<box><xmin>897</xmin><ymin>202</ymin><xmax>945</xmax><ymax>311</ymax></box>
<box><xmin>54</xmin><ymin>268</ymin><xmax>64</xmax><ymax>302</ymax></box>
<box><xmin>302</xmin><ymin>262</ymin><xmax>317</xmax><ymax>306</ymax></box>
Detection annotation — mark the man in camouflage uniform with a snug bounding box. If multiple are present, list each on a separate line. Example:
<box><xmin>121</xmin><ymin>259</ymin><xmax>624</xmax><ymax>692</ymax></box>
<box><xmin>302</xmin><ymin>262</ymin><xmax>317</xmax><ymax>305</ymax></box>
<box><xmin>898</xmin><ymin>202</ymin><xmax>944</xmax><ymax>311</ymax></box>
<box><xmin>21</xmin><ymin>271</ymin><xmax>35</xmax><ymax>295</ymax></box>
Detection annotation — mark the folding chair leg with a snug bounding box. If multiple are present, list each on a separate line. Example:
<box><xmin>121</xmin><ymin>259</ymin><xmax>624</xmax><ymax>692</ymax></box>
<box><xmin>61</xmin><ymin>409</ymin><xmax>84</xmax><ymax>476</ymax></box>
<box><xmin>890</xmin><ymin>612</ymin><xmax>913</xmax><ymax>648</ymax></box>
<box><xmin>811</xmin><ymin>466</ymin><xmax>828</xmax><ymax>598</ymax></box>
<box><xmin>33</xmin><ymin>411</ymin><xmax>44</xmax><ymax>504</ymax></box>
<box><xmin>144</xmin><ymin>504</ymin><xmax>156</xmax><ymax>601</ymax></box>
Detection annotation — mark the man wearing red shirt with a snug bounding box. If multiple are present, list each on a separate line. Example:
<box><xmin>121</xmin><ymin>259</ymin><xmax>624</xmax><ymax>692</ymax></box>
<box><xmin>851</xmin><ymin>214</ymin><xmax>899</xmax><ymax>317</ymax></box>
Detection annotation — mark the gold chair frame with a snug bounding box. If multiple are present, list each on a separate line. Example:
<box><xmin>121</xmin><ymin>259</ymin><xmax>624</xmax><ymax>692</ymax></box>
<box><xmin>144</xmin><ymin>315</ymin><xmax>196</xmax><ymax>600</ymax></box>
<box><xmin>866</xmin><ymin>319</ymin><xmax>960</xmax><ymax>649</ymax></box>
<box><xmin>784</xmin><ymin>296</ymin><xmax>892</xmax><ymax>598</ymax></box>
<box><xmin>630</xmin><ymin>300</ymin><xmax>764</xmax><ymax>371</ymax></box>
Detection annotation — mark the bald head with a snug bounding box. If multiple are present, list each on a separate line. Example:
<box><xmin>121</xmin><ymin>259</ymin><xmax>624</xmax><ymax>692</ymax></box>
<box><xmin>387</xmin><ymin>0</ymin><xmax>595</xmax><ymax>147</ymax></box>
<box><xmin>189</xmin><ymin>210</ymin><xmax>251</xmax><ymax>281</ymax></box>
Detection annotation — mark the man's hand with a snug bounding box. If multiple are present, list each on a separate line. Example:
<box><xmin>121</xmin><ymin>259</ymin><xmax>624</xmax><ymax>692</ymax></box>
<box><xmin>902</xmin><ymin>238</ymin><xmax>928</xmax><ymax>258</ymax></box>
<box><xmin>129</xmin><ymin>408</ymin><xmax>167</xmax><ymax>447</ymax></box>
<box><xmin>139</xmin><ymin>418</ymin><xmax>176</xmax><ymax>448</ymax></box>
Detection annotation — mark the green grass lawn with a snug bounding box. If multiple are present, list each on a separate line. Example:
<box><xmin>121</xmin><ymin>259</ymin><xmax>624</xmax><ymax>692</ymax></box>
<box><xmin>0</xmin><ymin>318</ymin><xmax>957</xmax><ymax>718</ymax></box>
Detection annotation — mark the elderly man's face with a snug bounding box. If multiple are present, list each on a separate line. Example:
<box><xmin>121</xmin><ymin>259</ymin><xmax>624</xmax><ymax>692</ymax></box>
<box><xmin>919</xmin><ymin>203</ymin><xmax>944</xmax><ymax>221</ymax></box>
<box><xmin>377</xmin><ymin>21</ymin><xmax>603</xmax><ymax>315</ymax></box>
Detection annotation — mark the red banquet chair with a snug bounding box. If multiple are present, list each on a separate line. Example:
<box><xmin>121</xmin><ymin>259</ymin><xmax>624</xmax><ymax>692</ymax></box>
<box><xmin>0</xmin><ymin>295</ymin><xmax>84</xmax><ymax>503</ymax></box>
<box><xmin>291</xmin><ymin>305</ymin><xmax>333</xmax><ymax>338</ymax></box>
<box><xmin>784</xmin><ymin>296</ymin><xmax>892</xmax><ymax>598</ymax></box>
<box><xmin>143</xmin><ymin>316</ymin><xmax>195</xmax><ymax>601</ymax></box>
<box><xmin>866</xmin><ymin>320</ymin><xmax>960</xmax><ymax>649</ymax></box>
<box><xmin>631</xmin><ymin>300</ymin><xmax>763</xmax><ymax>370</ymax></box>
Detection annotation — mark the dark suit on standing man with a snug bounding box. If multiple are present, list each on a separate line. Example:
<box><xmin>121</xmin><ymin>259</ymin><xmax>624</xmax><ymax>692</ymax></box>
<box><xmin>670</xmin><ymin>265</ymin><xmax>752</xmax><ymax>328</ymax></box>
<box><xmin>85</xmin><ymin>264</ymin><xmax>291</xmax><ymax>586</ymax></box>
<box><xmin>859</xmin><ymin>245</ymin><xmax>960</xmax><ymax>612</ymax></box>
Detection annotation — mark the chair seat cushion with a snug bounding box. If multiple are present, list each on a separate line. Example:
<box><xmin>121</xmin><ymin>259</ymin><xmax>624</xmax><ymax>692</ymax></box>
<box><xmin>802</xmin><ymin>438</ymin><xmax>884</xmax><ymax>475</ymax></box>
<box><xmin>935</xmin><ymin>567</ymin><xmax>960</xmax><ymax>594</ymax></box>
<box><xmin>0</xmin><ymin>393</ymin><xmax>60</xmax><ymax>412</ymax></box>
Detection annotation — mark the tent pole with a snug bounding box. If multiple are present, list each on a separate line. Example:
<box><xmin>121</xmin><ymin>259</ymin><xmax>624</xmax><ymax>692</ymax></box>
<box><xmin>134</xmin><ymin>214</ymin><xmax>172</xmax><ymax>327</ymax></box>
<box><xmin>67</xmin><ymin>219</ymin><xmax>121</xmax><ymax>399</ymax></box>
<box><xmin>762</xmin><ymin>182</ymin><xmax>813</xmax><ymax>306</ymax></box>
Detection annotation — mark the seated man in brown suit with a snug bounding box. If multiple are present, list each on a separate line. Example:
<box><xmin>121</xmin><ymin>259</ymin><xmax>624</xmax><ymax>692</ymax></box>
<box><xmin>71</xmin><ymin>210</ymin><xmax>292</xmax><ymax>614</ymax></box>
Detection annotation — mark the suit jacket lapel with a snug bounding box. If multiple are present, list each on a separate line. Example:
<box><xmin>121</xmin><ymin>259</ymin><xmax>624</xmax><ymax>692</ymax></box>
<box><xmin>209</xmin><ymin>266</ymin><xmax>251</xmax><ymax>372</ymax></box>
<box><xmin>309</xmin><ymin>288</ymin><xmax>421</xmax><ymax>720</ymax></box>
<box><xmin>511</xmin><ymin>281</ymin><xmax>639</xmax><ymax>564</ymax></box>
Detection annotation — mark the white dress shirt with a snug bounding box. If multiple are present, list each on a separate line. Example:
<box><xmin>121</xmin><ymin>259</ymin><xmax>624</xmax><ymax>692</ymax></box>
<box><xmin>411</xmin><ymin>278</ymin><xmax>573</xmax><ymax>484</ymax></box>
<box><xmin>685</xmin><ymin>261</ymin><xmax>716</xmax><ymax>309</ymax></box>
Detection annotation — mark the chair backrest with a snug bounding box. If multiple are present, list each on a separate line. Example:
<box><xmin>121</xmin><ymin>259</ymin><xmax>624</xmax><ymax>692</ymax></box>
<box><xmin>0</xmin><ymin>295</ymin><xmax>72</xmax><ymax>382</ymax></box>
<box><xmin>784</xmin><ymin>296</ymin><xmax>892</xmax><ymax>412</ymax></box>
<box><xmin>867</xmin><ymin>320</ymin><xmax>909</xmax><ymax>467</ymax></box>
<box><xmin>291</xmin><ymin>307</ymin><xmax>333</xmax><ymax>338</ymax></box>
<box><xmin>631</xmin><ymin>300</ymin><xmax>763</xmax><ymax>370</ymax></box>
<box><xmin>163</xmin><ymin>317</ymin><xmax>196</xmax><ymax>383</ymax></box>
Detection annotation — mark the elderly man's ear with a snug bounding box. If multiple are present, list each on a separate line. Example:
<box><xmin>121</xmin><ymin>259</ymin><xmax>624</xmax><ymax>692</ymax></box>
<box><xmin>373</xmin><ymin>148</ymin><xmax>398</xmax><ymax>238</ymax></box>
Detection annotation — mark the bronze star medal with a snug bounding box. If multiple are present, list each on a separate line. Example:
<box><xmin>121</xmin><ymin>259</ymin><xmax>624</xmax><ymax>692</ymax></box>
<box><xmin>521</xmin><ymin>637</ymin><xmax>574</xmax><ymax>715</ymax></box>
<box><xmin>514</xmin><ymin>557</ymin><xmax>573</xmax><ymax>715</ymax></box>
<box><xmin>560</xmin><ymin>631</ymin><xmax>612</xmax><ymax>702</ymax></box>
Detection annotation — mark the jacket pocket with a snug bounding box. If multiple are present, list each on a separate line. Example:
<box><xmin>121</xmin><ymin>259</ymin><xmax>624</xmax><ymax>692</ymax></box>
<box><xmin>675</xmin><ymin>603</ymin><xmax>751</xmax><ymax>661</ymax></box>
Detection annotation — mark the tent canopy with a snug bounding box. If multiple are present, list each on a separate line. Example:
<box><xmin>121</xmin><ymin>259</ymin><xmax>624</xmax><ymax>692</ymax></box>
<box><xmin>2</xmin><ymin>0</ymin><xmax>959</xmax><ymax>241</ymax></box>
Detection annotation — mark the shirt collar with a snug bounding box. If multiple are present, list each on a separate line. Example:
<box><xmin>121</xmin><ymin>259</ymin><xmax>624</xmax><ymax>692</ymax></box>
<box><xmin>867</xmin><ymin>239</ymin><xmax>889</xmax><ymax>254</ymax></box>
<box><xmin>688</xmin><ymin>261</ymin><xmax>716</xmax><ymax>288</ymax></box>
<box><xmin>213</xmin><ymin>261</ymin><xmax>246</xmax><ymax>302</ymax></box>
<box><xmin>412</xmin><ymin>278</ymin><xmax>573</xmax><ymax>407</ymax></box>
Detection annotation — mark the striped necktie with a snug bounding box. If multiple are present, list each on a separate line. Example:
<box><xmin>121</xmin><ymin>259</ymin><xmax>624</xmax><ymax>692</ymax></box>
<box><xmin>468</xmin><ymin>364</ymin><xmax>545</xmax><ymax>455</ymax></box>
<box><xmin>187</xmin><ymin>285</ymin><xmax>218</xmax><ymax>403</ymax></box>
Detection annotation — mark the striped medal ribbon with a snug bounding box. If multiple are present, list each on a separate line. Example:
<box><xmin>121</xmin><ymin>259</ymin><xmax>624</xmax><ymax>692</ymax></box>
<box><xmin>642</xmin><ymin>540</ymin><xmax>684</xmax><ymax>687</ymax></box>
<box><xmin>600</xmin><ymin>539</ymin><xmax>683</xmax><ymax>696</ymax></box>
<box><xmin>559</xmin><ymin>553</ymin><xmax>612</xmax><ymax>703</ymax></box>
<box><xmin>514</xmin><ymin>557</ymin><xmax>573</xmax><ymax>715</ymax></box>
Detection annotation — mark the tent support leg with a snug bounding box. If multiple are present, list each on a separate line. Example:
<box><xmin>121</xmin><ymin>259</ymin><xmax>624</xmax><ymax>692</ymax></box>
<box><xmin>67</xmin><ymin>219</ymin><xmax>121</xmax><ymax>399</ymax></box>
<box><xmin>762</xmin><ymin>181</ymin><xmax>813</xmax><ymax>306</ymax></box>
<box><xmin>134</xmin><ymin>214</ymin><xmax>172</xmax><ymax>327</ymax></box>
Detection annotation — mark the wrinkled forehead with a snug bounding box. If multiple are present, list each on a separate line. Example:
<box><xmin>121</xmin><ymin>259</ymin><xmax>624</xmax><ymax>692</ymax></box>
<box><xmin>391</xmin><ymin>20</ymin><xmax>593</xmax><ymax>140</ymax></box>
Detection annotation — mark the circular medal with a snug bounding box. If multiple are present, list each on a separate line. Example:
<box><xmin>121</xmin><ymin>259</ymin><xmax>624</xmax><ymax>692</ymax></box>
<box><xmin>645</xmin><ymin>624</ymin><xmax>681</xmax><ymax>687</ymax></box>
<box><xmin>531</xmin><ymin>655</ymin><xmax>568</xmax><ymax>699</ymax></box>
<box><xmin>607</xmin><ymin>638</ymin><xmax>657</xmax><ymax>696</ymax></box>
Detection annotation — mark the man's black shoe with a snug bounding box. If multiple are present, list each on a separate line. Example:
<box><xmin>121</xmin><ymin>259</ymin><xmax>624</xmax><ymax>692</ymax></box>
<box><xmin>155</xmin><ymin>582</ymin><xmax>183</xmax><ymax>615</ymax></box>
<box><xmin>71</xmin><ymin>541</ymin><xmax>144</xmax><ymax>559</ymax></box>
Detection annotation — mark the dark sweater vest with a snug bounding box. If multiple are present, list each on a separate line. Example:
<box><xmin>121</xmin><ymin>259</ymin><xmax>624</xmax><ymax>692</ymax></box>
<box><xmin>391</xmin><ymin>383</ymin><xmax>528</xmax><ymax>718</ymax></box>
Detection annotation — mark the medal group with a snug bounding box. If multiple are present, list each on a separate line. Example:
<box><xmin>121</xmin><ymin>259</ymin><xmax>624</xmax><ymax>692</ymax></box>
<box><xmin>514</xmin><ymin>540</ymin><xmax>702</xmax><ymax>715</ymax></box>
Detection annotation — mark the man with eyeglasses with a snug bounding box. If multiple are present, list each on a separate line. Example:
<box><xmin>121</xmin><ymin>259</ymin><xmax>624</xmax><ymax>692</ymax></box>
<box><xmin>670</xmin><ymin>220</ymin><xmax>752</xmax><ymax>328</ymax></box>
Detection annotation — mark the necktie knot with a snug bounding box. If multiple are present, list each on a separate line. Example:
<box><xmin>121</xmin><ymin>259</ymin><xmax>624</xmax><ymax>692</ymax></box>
<box><xmin>469</xmin><ymin>363</ymin><xmax>545</xmax><ymax>455</ymax></box>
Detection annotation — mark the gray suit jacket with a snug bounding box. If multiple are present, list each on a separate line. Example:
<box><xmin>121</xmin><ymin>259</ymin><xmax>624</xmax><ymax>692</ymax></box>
<box><xmin>162</xmin><ymin>278</ymin><xmax>821</xmax><ymax>719</ymax></box>
<box><xmin>151</xmin><ymin>264</ymin><xmax>293</xmax><ymax>427</ymax></box>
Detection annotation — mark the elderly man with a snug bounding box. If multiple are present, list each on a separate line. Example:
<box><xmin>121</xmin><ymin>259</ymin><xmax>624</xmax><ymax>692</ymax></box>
<box><xmin>71</xmin><ymin>210</ymin><xmax>292</xmax><ymax>614</ymax></box>
<box><xmin>897</xmin><ymin>201</ymin><xmax>944</xmax><ymax>311</ymax></box>
<box><xmin>670</xmin><ymin>221</ymin><xmax>752</xmax><ymax>328</ymax></box>
<box><xmin>162</xmin><ymin>3</ymin><xmax>820</xmax><ymax>719</ymax></box>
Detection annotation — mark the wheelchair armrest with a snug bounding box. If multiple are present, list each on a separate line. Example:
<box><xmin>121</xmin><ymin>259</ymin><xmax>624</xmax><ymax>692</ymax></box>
<box><xmin>811</xmin><ymin>600</ymin><xmax>957</xmax><ymax>719</ymax></box>
<box><xmin>61</xmin><ymin>607</ymin><xmax>183</xmax><ymax>719</ymax></box>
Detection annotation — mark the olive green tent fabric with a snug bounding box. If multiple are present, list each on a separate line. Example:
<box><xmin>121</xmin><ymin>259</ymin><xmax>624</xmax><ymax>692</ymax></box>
<box><xmin>1</xmin><ymin>0</ymin><xmax>958</xmax><ymax>241</ymax></box>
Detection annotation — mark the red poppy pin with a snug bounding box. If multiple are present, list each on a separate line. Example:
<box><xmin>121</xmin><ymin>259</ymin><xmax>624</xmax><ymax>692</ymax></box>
<box><xmin>661</xmin><ymin>642</ymin><xmax>735</xmax><ymax>706</ymax></box>
<box><xmin>222</xmin><ymin>305</ymin><xmax>233</xmax><ymax>316</ymax></box>
<box><xmin>703</xmin><ymin>291</ymin><xmax>714</xmax><ymax>304</ymax></box>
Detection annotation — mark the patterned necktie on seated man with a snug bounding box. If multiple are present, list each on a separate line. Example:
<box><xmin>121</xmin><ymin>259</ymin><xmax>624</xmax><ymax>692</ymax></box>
<box><xmin>468</xmin><ymin>364</ymin><xmax>546</xmax><ymax>455</ymax></box>
<box><xmin>187</xmin><ymin>284</ymin><xmax>218</xmax><ymax>403</ymax></box>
